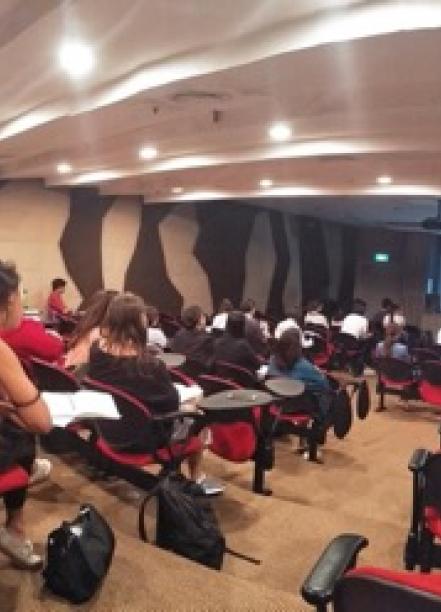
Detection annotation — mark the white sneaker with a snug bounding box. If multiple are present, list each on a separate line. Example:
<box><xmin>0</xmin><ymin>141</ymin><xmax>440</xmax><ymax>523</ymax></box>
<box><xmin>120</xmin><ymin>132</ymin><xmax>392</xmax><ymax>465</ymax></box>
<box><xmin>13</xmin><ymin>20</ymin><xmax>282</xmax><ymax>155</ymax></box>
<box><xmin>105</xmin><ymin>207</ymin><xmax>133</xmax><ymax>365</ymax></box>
<box><xmin>0</xmin><ymin>527</ymin><xmax>43</xmax><ymax>570</ymax></box>
<box><xmin>29</xmin><ymin>458</ymin><xmax>52</xmax><ymax>487</ymax></box>
<box><xmin>196</xmin><ymin>476</ymin><xmax>225</xmax><ymax>496</ymax></box>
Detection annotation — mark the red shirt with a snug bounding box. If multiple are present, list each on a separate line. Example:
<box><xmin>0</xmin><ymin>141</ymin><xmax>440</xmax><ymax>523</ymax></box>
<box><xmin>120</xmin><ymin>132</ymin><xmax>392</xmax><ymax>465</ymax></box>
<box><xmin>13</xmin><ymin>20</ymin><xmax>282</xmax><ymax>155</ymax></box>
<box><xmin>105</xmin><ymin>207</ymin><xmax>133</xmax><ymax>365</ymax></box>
<box><xmin>48</xmin><ymin>291</ymin><xmax>67</xmax><ymax>316</ymax></box>
<box><xmin>0</xmin><ymin>318</ymin><xmax>64</xmax><ymax>363</ymax></box>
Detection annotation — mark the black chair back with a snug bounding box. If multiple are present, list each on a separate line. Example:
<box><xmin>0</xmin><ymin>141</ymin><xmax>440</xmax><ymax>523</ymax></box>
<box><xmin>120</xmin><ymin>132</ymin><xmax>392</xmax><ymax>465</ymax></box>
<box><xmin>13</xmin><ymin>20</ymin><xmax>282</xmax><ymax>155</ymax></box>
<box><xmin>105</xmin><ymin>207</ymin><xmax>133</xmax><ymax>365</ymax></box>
<box><xmin>421</xmin><ymin>360</ymin><xmax>441</xmax><ymax>386</ymax></box>
<box><xmin>214</xmin><ymin>361</ymin><xmax>258</xmax><ymax>388</ymax></box>
<box><xmin>375</xmin><ymin>357</ymin><xmax>414</xmax><ymax>383</ymax></box>
<box><xmin>31</xmin><ymin>357</ymin><xmax>80</xmax><ymax>392</ymax></box>
<box><xmin>412</xmin><ymin>348</ymin><xmax>440</xmax><ymax>365</ymax></box>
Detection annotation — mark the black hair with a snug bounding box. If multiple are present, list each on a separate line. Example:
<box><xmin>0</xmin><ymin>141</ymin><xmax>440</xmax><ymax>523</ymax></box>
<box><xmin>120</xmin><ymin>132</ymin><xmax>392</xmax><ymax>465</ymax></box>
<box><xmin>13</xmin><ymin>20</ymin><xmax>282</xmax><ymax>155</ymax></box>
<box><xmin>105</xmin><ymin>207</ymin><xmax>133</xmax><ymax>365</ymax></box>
<box><xmin>0</xmin><ymin>260</ymin><xmax>20</xmax><ymax>308</ymax></box>
<box><xmin>273</xmin><ymin>328</ymin><xmax>302</xmax><ymax>371</ymax></box>
<box><xmin>353</xmin><ymin>298</ymin><xmax>367</xmax><ymax>316</ymax></box>
<box><xmin>52</xmin><ymin>278</ymin><xmax>66</xmax><ymax>291</ymax></box>
<box><xmin>240</xmin><ymin>298</ymin><xmax>255</xmax><ymax>313</ymax></box>
<box><xmin>181</xmin><ymin>305</ymin><xmax>203</xmax><ymax>330</ymax></box>
<box><xmin>226</xmin><ymin>311</ymin><xmax>246</xmax><ymax>338</ymax></box>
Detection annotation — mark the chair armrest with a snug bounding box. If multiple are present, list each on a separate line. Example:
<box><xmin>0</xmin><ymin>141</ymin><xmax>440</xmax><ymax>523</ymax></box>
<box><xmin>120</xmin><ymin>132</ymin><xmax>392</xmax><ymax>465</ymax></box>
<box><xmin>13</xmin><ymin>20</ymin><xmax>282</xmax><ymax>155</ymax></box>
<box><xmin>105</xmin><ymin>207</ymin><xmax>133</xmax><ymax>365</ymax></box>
<box><xmin>408</xmin><ymin>448</ymin><xmax>431</xmax><ymax>472</ymax></box>
<box><xmin>301</xmin><ymin>534</ymin><xmax>368</xmax><ymax>607</ymax></box>
<box><xmin>151</xmin><ymin>410</ymin><xmax>203</xmax><ymax>423</ymax></box>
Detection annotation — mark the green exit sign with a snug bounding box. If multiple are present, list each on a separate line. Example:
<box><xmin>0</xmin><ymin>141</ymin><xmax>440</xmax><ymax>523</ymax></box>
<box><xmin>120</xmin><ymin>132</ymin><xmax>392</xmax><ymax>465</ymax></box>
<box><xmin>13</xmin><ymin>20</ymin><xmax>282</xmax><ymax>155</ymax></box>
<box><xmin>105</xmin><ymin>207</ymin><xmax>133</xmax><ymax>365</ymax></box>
<box><xmin>374</xmin><ymin>252</ymin><xmax>390</xmax><ymax>263</ymax></box>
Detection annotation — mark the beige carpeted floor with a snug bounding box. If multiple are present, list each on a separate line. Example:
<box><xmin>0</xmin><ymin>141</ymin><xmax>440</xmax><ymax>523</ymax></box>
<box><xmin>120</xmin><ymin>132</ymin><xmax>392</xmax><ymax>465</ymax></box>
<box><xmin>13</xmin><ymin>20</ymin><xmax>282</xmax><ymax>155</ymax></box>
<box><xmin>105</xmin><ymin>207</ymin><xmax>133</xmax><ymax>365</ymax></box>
<box><xmin>1</xmin><ymin>377</ymin><xmax>439</xmax><ymax>611</ymax></box>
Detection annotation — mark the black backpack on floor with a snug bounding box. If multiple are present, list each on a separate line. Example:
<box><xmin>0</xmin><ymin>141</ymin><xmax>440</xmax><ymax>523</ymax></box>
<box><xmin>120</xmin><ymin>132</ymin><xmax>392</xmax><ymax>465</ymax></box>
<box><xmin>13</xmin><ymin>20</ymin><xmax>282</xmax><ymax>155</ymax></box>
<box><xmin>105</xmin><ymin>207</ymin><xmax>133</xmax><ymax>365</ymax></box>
<box><xmin>140</xmin><ymin>474</ymin><xmax>225</xmax><ymax>570</ymax></box>
<box><xmin>43</xmin><ymin>505</ymin><xmax>115</xmax><ymax>603</ymax></box>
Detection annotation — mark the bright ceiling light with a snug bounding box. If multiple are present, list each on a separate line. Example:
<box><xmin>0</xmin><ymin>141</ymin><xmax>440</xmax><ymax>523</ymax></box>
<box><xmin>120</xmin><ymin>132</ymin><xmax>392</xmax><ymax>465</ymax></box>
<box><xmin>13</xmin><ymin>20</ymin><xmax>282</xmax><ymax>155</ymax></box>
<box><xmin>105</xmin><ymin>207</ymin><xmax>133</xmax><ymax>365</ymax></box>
<box><xmin>139</xmin><ymin>146</ymin><xmax>158</xmax><ymax>160</ymax></box>
<box><xmin>172</xmin><ymin>186</ymin><xmax>184</xmax><ymax>194</ymax></box>
<box><xmin>269</xmin><ymin>122</ymin><xmax>292</xmax><ymax>142</ymax></box>
<box><xmin>56</xmin><ymin>162</ymin><xmax>72</xmax><ymax>174</ymax></box>
<box><xmin>259</xmin><ymin>178</ymin><xmax>273</xmax><ymax>188</ymax></box>
<box><xmin>58</xmin><ymin>40</ymin><xmax>95</xmax><ymax>78</ymax></box>
<box><xmin>376</xmin><ymin>175</ymin><xmax>393</xmax><ymax>185</ymax></box>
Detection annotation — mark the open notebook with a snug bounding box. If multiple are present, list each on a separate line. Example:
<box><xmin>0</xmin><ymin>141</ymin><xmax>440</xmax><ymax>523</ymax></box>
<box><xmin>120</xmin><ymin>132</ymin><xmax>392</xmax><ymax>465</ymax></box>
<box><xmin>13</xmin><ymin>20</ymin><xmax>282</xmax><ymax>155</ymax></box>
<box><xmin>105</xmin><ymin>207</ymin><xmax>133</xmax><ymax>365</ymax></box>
<box><xmin>42</xmin><ymin>391</ymin><xmax>120</xmax><ymax>428</ymax></box>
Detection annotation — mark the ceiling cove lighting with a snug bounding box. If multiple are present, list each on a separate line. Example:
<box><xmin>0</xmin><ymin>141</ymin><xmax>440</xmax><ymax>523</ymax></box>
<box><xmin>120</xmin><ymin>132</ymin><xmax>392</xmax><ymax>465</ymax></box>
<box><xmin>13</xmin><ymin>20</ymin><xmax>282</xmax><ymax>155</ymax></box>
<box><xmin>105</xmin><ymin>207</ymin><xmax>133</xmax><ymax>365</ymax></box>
<box><xmin>139</xmin><ymin>146</ymin><xmax>158</xmax><ymax>160</ymax></box>
<box><xmin>376</xmin><ymin>175</ymin><xmax>393</xmax><ymax>185</ymax></box>
<box><xmin>56</xmin><ymin>162</ymin><xmax>72</xmax><ymax>174</ymax></box>
<box><xmin>259</xmin><ymin>178</ymin><xmax>273</xmax><ymax>188</ymax></box>
<box><xmin>269</xmin><ymin>122</ymin><xmax>292</xmax><ymax>142</ymax></box>
<box><xmin>58</xmin><ymin>40</ymin><xmax>95</xmax><ymax>78</ymax></box>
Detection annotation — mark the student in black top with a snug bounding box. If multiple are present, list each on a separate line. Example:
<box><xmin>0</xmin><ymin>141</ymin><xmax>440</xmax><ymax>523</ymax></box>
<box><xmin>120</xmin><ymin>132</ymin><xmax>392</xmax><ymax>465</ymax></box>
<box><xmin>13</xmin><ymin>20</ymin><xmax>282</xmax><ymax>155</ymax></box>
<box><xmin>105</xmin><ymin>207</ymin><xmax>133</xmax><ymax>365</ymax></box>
<box><xmin>240</xmin><ymin>298</ymin><xmax>267</xmax><ymax>356</ymax></box>
<box><xmin>88</xmin><ymin>293</ymin><xmax>223</xmax><ymax>495</ymax></box>
<box><xmin>213</xmin><ymin>311</ymin><xmax>261</xmax><ymax>373</ymax></box>
<box><xmin>169</xmin><ymin>305</ymin><xmax>214</xmax><ymax>369</ymax></box>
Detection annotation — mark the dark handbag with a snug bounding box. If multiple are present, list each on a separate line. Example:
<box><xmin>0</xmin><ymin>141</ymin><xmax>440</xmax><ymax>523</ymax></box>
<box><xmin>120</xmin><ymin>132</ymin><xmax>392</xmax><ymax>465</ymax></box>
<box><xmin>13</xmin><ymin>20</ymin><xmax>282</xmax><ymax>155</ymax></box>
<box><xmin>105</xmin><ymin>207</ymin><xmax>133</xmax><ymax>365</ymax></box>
<box><xmin>43</xmin><ymin>505</ymin><xmax>115</xmax><ymax>603</ymax></box>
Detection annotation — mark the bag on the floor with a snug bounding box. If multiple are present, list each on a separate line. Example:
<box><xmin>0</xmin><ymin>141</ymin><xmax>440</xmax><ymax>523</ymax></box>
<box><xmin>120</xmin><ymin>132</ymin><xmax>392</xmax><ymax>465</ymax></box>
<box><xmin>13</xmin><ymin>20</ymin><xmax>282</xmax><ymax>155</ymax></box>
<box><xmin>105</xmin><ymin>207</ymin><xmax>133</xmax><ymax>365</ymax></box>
<box><xmin>43</xmin><ymin>504</ymin><xmax>115</xmax><ymax>603</ymax></box>
<box><xmin>139</xmin><ymin>473</ymin><xmax>225</xmax><ymax>570</ymax></box>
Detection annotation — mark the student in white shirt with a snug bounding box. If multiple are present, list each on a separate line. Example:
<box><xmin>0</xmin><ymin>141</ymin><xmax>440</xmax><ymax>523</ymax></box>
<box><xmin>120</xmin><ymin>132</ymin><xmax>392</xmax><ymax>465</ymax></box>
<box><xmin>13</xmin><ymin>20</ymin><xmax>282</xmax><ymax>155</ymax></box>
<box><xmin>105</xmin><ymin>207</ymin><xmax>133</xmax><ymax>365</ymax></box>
<box><xmin>146</xmin><ymin>305</ymin><xmax>167</xmax><ymax>349</ymax></box>
<box><xmin>340</xmin><ymin>299</ymin><xmax>369</xmax><ymax>339</ymax></box>
<box><xmin>275</xmin><ymin>314</ymin><xmax>300</xmax><ymax>339</ymax></box>
<box><xmin>211</xmin><ymin>298</ymin><xmax>233</xmax><ymax>332</ymax></box>
<box><xmin>304</xmin><ymin>300</ymin><xmax>329</xmax><ymax>329</ymax></box>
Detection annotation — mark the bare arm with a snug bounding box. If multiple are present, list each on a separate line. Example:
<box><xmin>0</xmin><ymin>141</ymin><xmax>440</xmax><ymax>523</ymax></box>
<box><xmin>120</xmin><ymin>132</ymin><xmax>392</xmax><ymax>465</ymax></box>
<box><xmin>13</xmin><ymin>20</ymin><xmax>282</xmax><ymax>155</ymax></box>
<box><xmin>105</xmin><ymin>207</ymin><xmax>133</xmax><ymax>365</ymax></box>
<box><xmin>0</xmin><ymin>339</ymin><xmax>52</xmax><ymax>433</ymax></box>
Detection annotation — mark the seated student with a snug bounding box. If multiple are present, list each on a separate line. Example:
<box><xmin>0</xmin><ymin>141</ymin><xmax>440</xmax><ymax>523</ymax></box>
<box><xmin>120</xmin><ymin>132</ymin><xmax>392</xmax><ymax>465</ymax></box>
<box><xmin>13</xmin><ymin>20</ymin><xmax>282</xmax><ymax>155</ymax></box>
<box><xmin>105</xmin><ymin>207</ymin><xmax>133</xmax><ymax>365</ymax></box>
<box><xmin>64</xmin><ymin>289</ymin><xmax>118</xmax><ymax>370</ymax></box>
<box><xmin>330</xmin><ymin>305</ymin><xmax>345</xmax><ymax>330</ymax></box>
<box><xmin>145</xmin><ymin>304</ymin><xmax>167</xmax><ymax>350</ymax></box>
<box><xmin>0</xmin><ymin>262</ymin><xmax>63</xmax><ymax>364</ymax></box>
<box><xmin>213</xmin><ymin>311</ymin><xmax>261</xmax><ymax>373</ymax></box>
<box><xmin>304</xmin><ymin>299</ymin><xmax>329</xmax><ymax>329</ymax></box>
<box><xmin>383</xmin><ymin>302</ymin><xmax>406</xmax><ymax>329</ymax></box>
<box><xmin>274</xmin><ymin>312</ymin><xmax>300</xmax><ymax>339</ymax></box>
<box><xmin>88</xmin><ymin>293</ymin><xmax>223</xmax><ymax>495</ymax></box>
<box><xmin>0</xmin><ymin>343</ymin><xmax>52</xmax><ymax>568</ymax></box>
<box><xmin>47</xmin><ymin>277</ymin><xmax>69</xmax><ymax>321</ymax></box>
<box><xmin>211</xmin><ymin>298</ymin><xmax>233</xmax><ymax>333</ymax></box>
<box><xmin>371</xmin><ymin>297</ymin><xmax>393</xmax><ymax>336</ymax></box>
<box><xmin>375</xmin><ymin>323</ymin><xmax>410</xmax><ymax>362</ymax></box>
<box><xmin>340</xmin><ymin>299</ymin><xmax>369</xmax><ymax>340</ymax></box>
<box><xmin>267</xmin><ymin>329</ymin><xmax>331</xmax><ymax>438</ymax></box>
<box><xmin>240</xmin><ymin>298</ymin><xmax>267</xmax><ymax>355</ymax></box>
<box><xmin>169</xmin><ymin>305</ymin><xmax>214</xmax><ymax>369</ymax></box>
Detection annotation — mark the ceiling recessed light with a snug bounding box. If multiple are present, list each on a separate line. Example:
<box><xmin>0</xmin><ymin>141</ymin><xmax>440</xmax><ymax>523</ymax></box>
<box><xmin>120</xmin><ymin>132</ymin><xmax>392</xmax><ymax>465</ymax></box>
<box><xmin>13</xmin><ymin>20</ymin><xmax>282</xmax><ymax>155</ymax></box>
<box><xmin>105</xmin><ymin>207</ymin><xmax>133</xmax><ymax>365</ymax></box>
<box><xmin>259</xmin><ymin>178</ymin><xmax>273</xmax><ymax>188</ymax></box>
<box><xmin>376</xmin><ymin>175</ymin><xmax>393</xmax><ymax>185</ymax></box>
<box><xmin>269</xmin><ymin>122</ymin><xmax>292</xmax><ymax>142</ymax></box>
<box><xmin>58</xmin><ymin>40</ymin><xmax>95</xmax><ymax>78</ymax></box>
<box><xmin>56</xmin><ymin>162</ymin><xmax>72</xmax><ymax>174</ymax></box>
<box><xmin>139</xmin><ymin>146</ymin><xmax>158</xmax><ymax>160</ymax></box>
<box><xmin>172</xmin><ymin>186</ymin><xmax>183</xmax><ymax>194</ymax></box>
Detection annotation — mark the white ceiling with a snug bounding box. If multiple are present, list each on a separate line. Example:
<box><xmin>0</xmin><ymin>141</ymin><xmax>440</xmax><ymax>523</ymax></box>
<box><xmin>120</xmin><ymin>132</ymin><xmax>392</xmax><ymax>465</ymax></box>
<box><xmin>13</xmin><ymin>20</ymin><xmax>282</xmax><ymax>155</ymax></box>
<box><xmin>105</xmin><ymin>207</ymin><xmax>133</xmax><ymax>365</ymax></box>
<box><xmin>2</xmin><ymin>0</ymin><xmax>441</xmax><ymax>226</ymax></box>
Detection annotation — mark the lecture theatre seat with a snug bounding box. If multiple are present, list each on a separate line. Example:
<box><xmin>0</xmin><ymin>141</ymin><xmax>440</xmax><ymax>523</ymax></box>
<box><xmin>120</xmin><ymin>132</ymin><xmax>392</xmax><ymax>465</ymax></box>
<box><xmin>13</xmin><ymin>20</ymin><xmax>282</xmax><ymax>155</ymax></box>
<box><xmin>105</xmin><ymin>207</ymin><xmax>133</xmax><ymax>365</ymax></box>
<box><xmin>302</xmin><ymin>534</ymin><xmax>441</xmax><ymax>612</ymax></box>
<box><xmin>0</xmin><ymin>466</ymin><xmax>29</xmax><ymax>496</ymax></box>
<box><xmin>419</xmin><ymin>361</ymin><xmax>441</xmax><ymax>408</ymax></box>
<box><xmin>375</xmin><ymin>357</ymin><xmax>416</xmax><ymax>410</ymax></box>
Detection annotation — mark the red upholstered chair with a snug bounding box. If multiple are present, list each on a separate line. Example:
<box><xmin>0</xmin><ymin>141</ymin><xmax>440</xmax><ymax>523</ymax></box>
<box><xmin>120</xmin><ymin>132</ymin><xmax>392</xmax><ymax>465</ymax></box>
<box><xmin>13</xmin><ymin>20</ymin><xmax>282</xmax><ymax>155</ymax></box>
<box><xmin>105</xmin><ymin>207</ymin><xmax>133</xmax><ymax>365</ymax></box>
<box><xmin>301</xmin><ymin>534</ymin><xmax>441</xmax><ymax>612</ymax></box>
<box><xmin>30</xmin><ymin>357</ymin><xmax>81</xmax><ymax>453</ymax></box>
<box><xmin>0</xmin><ymin>466</ymin><xmax>29</xmax><ymax>496</ymax></box>
<box><xmin>419</xmin><ymin>361</ymin><xmax>441</xmax><ymax>408</ymax></box>
<box><xmin>331</xmin><ymin>332</ymin><xmax>365</xmax><ymax>375</ymax></box>
<box><xmin>375</xmin><ymin>357</ymin><xmax>416</xmax><ymax>410</ymax></box>
<box><xmin>404</xmin><ymin>449</ymin><xmax>441</xmax><ymax>573</ymax></box>
<box><xmin>197</xmin><ymin>374</ymin><xmax>259</xmax><ymax>463</ymax></box>
<box><xmin>411</xmin><ymin>348</ymin><xmax>441</xmax><ymax>366</ymax></box>
<box><xmin>304</xmin><ymin>334</ymin><xmax>333</xmax><ymax>369</ymax></box>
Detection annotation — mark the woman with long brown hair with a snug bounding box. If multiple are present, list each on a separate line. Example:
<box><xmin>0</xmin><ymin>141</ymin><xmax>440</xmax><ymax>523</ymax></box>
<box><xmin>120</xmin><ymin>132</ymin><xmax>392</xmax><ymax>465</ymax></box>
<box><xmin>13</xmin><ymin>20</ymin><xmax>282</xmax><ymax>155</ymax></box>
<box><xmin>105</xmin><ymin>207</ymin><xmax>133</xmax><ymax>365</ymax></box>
<box><xmin>88</xmin><ymin>292</ymin><xmax>223</xmax><ymax>495</ymax></box>
<box><xmin>64</xmin><ymin>289</ymin><xmax>118</xmax><ymax>369</ymax></box>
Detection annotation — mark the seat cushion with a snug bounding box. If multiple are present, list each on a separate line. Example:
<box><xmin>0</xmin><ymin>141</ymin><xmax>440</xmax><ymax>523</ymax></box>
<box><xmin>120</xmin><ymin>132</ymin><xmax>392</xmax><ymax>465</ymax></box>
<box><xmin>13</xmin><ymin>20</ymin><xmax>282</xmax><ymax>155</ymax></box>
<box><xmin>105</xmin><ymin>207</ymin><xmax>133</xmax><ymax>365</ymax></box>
<box><xmin>419</xmin><ymin>381</ymin><xmax>441</xmax><ymax>407</ymax></box>
<box><xmin>348</xmin><ymin>566</ymin><xmax>441</xmax><ymax>598</ymax></box>
<box><xmin>424</xmin><ymin>506</ymin><xmax>441</xmax><ymax>538</ymax></box>
<box><xmin>0</xmin><ymin>466</ymin><xmax>29</xmax><ymax>494</ymax></box>
<box><xmin>96</xmin><ymin>436</ymin><xmax>202</xmax><ymax>467</ymax></box>
<box><xmin>270</xmin><ymin>405</ymin><xmax>310</xmax><ymax>426</ymax></box>
<box><xmin>209</xmin><ymin>422</ymin><xmax>256</xmax><ymax>462</ymax></box>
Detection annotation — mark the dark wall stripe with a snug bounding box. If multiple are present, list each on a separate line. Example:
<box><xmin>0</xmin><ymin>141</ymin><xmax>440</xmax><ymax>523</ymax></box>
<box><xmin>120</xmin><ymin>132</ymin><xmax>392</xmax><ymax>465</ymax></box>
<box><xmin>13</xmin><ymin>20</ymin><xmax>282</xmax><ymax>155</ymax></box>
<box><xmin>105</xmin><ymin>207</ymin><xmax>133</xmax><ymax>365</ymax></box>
<box><xmin>194</xmin><ymin>201</ymin><xmax>257</xmax><ymax>310</ymax></box>
<box><xmin>297</xmin><ymin>216</ymin><xmax>330</xmax><ymax>306</ymax></box>
<box><xmin>125</xmin><ymin>203</ymin><xmax>183</xmax><ymax>315</ymax></box>
<box><xmin>338</xmin><ymin>225</ymin><xmax>359</xmax><ymax>309</ymax></box>
<box><xmin>60</xmin><ymin>187</ymin><xmax>114</xmax><ymax>303</ymax></box>
<box><xmin>267</xmin><ymin>211</ymin><xmax>290</xmax><ymax>319</ymax></box>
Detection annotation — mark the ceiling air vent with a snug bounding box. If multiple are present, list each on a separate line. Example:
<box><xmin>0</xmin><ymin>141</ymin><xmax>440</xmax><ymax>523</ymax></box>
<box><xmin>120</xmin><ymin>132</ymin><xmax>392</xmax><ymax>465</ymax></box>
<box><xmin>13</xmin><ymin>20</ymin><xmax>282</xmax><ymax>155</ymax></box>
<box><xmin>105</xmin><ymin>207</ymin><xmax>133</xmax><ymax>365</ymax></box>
<box><xmin>170</xmin><ymin>90</ymin><xmax>231</xmax><ymax>104</ymax></box>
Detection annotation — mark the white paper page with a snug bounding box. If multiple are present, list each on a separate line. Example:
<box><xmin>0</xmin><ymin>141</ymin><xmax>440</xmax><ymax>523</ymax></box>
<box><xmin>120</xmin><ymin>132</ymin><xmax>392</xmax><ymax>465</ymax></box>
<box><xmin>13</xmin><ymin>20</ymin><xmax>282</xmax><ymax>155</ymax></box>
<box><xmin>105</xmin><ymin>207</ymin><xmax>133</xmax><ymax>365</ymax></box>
<box><xmin>42</xmin><ymin>390</ymin><xmax>120</xmax><ymax>428</ymax></box>
<box><xmin>174</xmin><ymin>383</ymin><xmax>203</xmax><ymax>406</ymax></box>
